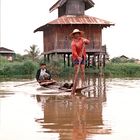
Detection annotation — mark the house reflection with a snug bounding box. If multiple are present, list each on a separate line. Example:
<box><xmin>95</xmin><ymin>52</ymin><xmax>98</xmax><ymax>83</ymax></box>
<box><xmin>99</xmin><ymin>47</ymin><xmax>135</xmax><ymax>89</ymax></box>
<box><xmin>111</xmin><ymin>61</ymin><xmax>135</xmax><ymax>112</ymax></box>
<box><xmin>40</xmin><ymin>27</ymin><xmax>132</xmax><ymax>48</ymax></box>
<box><xmin>35</xmin><ymin>77</ymin><xmax>111</xmax><ymax>140</ymax></box>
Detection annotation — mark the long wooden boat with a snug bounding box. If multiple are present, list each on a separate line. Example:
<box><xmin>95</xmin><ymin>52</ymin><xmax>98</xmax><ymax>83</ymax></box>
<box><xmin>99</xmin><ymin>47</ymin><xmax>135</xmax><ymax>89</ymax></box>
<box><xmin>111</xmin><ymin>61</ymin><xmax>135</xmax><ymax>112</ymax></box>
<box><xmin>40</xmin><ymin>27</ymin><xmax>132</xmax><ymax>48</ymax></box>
<box><xmin>39</xmin><ymin>80</ymin><xmax>88</xmax><ymax>93</ymax></box>
<box><xmin>39</xmin><ymin>80</ymin><xmax>57</xmax><ymax>87</ymax></box>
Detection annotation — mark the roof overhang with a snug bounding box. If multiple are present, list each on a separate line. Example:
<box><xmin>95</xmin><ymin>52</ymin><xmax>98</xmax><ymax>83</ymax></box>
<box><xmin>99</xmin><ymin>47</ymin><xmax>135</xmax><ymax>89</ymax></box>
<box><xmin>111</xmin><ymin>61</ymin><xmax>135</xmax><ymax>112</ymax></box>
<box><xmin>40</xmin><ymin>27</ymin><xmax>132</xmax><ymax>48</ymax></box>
<box><xmin>34</xmin><ymin>15</ymin><xmax>114</xmax><ymax>32</ymax></box>
<box><xmin>49</xmin><ymin>0</ymin><xmax>95</xmax><ymax>12</ymax></box>
<box><xmin>49</xmin><ymin>0</ymin><xmax>67</xmax><ymax>12</ymax></box>
<box><xmin>0</xmin><ymin>51</ymin><xmax>15</xmax><ymax>54</ymax></box>
<box><xmin>0</xmin><ymin>47</ymin><xmax>15</xmax><ymax>54</ymax></box>
<box><xmin>85</xmin><ymin>0</ymin><xmax>95</xmax><ymax>10</ymax></box>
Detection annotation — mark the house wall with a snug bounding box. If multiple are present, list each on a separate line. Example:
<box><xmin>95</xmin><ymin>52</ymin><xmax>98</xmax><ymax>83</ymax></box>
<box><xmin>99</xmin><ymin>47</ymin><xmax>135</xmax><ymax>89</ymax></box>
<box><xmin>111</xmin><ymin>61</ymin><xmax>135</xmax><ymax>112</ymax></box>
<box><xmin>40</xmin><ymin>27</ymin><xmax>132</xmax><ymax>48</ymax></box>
<box><xmin>0</xmin><ymin>53</ymin><xmax>14</xmax><ymax>61</ymax></box>
<box><xmin>43</xmin><ymin>25</ymin><xmax>102</xmax><ymax>53</ymax></box>
<box><xmin>58</xmin><ymin>3</ymin><xmax>66</xmax><ymax>17</ymax></box>
<box><xmin>66</xmin><ymin>0</ymin><xmax>85</xmax><ymax>15</ymax></box>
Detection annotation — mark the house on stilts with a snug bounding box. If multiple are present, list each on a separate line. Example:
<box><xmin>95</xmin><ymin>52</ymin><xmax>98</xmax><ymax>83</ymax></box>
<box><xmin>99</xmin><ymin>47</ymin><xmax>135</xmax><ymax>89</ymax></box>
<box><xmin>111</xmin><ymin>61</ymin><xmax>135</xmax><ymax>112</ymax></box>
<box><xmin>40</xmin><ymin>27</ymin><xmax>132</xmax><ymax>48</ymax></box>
<box><xmin>0</xmin><ymin>47</ymin><xmax>15</xmax><ymax>61</ymax></box>
<box><xmin>34</xmin><ymin>0</ymin><xmax>114</xmax><ymax>68</ymax></box>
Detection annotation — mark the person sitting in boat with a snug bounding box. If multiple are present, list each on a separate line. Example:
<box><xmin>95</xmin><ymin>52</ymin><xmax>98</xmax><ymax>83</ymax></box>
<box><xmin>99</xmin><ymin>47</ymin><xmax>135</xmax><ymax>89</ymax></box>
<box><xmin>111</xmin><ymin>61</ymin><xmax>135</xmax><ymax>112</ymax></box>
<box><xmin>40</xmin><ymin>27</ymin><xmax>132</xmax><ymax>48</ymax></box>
<box><xmin>36</xmin><ymin>63</ymin><xmax>73</xmax><ymax>89</ymax></box>
<box><xmin>36</xmin><ymin>63</ymin><xmax>52</xmax><ymax>86</ymax></box>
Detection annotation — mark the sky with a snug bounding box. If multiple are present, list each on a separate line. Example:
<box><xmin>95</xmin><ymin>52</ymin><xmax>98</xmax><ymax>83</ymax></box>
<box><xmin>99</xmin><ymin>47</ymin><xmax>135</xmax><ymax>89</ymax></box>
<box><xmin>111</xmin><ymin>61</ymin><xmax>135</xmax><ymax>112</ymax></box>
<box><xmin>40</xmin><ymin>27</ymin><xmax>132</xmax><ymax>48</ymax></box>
<box><xmin>1</xmin><ymin>0</ymin><xmax>140</xmax><ymax>59</ymax></box>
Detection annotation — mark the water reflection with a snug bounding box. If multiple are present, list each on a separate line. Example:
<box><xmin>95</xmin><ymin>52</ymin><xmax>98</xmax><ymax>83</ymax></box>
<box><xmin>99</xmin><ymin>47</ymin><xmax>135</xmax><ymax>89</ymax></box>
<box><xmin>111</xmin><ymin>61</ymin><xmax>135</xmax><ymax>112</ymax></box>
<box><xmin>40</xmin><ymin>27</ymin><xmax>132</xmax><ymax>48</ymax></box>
<box><xmin>1</xmin><ymin>78</ymin><xmax>140</xmax><ymax>140</ymax></box>
<box><xmin>0</xmin><ymin>89</ymin><xmax>15</xmax><ymax>98</ymax></box>
<box><xmin>36</xmin><ymin>77</ymin><xmax>111</xmax><ymax>140</ymax></box>
<box><xmin>0</xmin><ymin>92</ymin><xmax>14</xmax><ymax>98</ymax></box>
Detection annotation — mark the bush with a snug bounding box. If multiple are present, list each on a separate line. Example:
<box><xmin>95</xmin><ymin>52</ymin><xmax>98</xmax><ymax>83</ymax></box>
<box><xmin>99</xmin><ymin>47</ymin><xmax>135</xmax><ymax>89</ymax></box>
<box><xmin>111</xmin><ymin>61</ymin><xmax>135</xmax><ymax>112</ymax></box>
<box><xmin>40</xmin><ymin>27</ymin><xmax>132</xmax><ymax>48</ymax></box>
<box><xmin>111</xmin><ymin>57</ymin><xmax>136</xmax><ymax>63</ymax></box>
<box><xmin>0</xmin><ymin>56</ymin><xmax>9</xmax><ymax>65</ymax></box>
<box><xmin>0</xmin><ymin>60</ymin><xmax>38</xmax><ymax>78</ymax></box>
<box><xmin>22</xmin><ymin>60</ymin><xmax>37</xmax><ymax>75</ymax></box>
<box><xmin>1</xmin><ymin>58</ymin><xmax>140</xmax><ymax>79</ymax></box>
<box><xmin>46</xmin><ymin>61</ymin><xmax>64</xmax><ymax>76</ymax></box>
<box><xmin>105</xmin><ymin>63</ymin><xmax>140</xmax><ymax>77</ymax></box>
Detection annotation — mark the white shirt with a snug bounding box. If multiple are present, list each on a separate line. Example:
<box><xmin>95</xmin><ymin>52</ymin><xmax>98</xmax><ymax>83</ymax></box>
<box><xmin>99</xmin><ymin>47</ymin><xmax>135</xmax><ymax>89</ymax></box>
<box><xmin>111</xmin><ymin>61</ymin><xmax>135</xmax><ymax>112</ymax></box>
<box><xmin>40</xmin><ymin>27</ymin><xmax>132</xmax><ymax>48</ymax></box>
<box><xmin>40</xmin><ymin>69</ymin><xmax>46</xmax><ymax>77</ymax></box>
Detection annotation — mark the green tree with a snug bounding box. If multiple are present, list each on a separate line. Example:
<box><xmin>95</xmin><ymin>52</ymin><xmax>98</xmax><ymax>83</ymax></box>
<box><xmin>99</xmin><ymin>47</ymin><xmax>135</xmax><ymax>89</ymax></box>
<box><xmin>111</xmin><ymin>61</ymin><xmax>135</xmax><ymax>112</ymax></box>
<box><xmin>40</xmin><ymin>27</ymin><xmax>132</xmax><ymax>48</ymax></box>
<box><xmin>24</xmin><ymin>44</ymin><xmax>40</xmax><ymax>61</ymax></box>
<box><xmin>14</xmin><ymin>53</ymin><xmax>24</xmax><ymax>62</ymax></box>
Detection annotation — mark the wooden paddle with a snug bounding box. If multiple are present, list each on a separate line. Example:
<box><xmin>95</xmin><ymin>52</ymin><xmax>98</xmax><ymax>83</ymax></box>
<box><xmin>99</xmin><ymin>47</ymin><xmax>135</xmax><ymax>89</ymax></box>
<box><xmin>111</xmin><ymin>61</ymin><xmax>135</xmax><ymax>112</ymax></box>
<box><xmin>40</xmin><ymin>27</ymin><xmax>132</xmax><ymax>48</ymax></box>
<box><xmin>71</xmin><ymin>44</ymin><xmax>85</xmax><ymax>95</ymax></box>
<box><xmin>14</xmin><ymin>80</ymin><xmax>37</xmax><ymax>87</ymax></box>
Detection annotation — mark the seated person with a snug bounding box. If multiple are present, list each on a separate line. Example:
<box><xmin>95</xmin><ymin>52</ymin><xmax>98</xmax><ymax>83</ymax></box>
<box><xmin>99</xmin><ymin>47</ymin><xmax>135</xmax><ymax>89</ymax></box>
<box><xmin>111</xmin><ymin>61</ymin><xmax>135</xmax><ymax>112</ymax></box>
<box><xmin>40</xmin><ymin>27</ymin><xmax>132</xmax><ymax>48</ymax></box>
<box><xmin>36</xmin><ymin>63</ymin><xmax>52</xmax><ymax>85</ymax></box>
<box><xmin>36</xmin><ymin>63</ymin><xmax>73</xmax><ymax>89</ymax></box>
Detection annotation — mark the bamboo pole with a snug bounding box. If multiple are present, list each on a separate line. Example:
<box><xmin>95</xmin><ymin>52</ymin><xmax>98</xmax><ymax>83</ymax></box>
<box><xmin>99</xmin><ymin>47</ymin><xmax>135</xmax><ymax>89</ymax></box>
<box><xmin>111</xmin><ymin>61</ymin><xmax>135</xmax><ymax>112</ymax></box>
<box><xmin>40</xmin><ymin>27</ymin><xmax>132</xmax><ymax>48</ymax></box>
<box><xmin>71</xmin><ymin>45</ymin><xmax>85</xmax><ymax>95</ymax></box>
<box><xmin>14</xmin><ymin>80</ymin><xmax>37</xmax><ymax>87</ymax></box>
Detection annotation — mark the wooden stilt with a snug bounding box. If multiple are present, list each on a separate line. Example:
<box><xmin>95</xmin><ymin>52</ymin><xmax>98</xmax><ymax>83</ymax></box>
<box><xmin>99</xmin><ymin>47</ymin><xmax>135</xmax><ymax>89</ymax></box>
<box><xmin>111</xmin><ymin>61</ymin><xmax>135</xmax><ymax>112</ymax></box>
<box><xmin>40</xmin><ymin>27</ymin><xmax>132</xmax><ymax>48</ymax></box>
<box><xmin>97</xmin><ymin>54</ymin><xmax>100</xmax><ymax>69</ymax></box>
<box><xmin>44</xmin><ymin>54</ymin><xmax>47</xmax><ymax>63</ymax></box>
<box><xmin>99</xmin><ymin>53</ymin><xmax>104</xmax><ymax>76</ymax></box>
<box><xmin>47</xmin><ymin>54</ymin><xmax>50</xmax><ymax>63</ymax></box>
<box><xmin>103</xmin><ymin>54</ymin><xmax>105</xmax><ymax>67</ymax></box>
<box><xmin>92</xmin><ymin>55</ymin><xmax>96</xmax><ymax>68</ymax></box>
<box><xmin>64</xmin><ymin>54</ymin><xmax>66</xmax><ymax>67</ymax></box>
<box><xmin>68</xmin><ymin>54</ymin><xmax>70</xmax><ymax>67</ymax></box>
<box><xmin>87</xmin><ymin>54</ymin><xmax>90</xmax><ymax>67</ymax></box>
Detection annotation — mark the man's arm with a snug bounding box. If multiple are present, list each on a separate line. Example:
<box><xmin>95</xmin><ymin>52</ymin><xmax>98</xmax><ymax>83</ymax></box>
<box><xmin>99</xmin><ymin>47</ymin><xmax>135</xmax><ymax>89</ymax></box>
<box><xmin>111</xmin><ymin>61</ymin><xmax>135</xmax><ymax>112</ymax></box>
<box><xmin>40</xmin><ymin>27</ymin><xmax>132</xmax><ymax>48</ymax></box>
<box><xmin>36</xmin><ymin>69</ymin><xmax>40</xmax><ymax>82</ymax></box>
<box><xmin>82</xmin><ymin>38</ymin><xmax>90</xmax><ymax>45</ymax></box>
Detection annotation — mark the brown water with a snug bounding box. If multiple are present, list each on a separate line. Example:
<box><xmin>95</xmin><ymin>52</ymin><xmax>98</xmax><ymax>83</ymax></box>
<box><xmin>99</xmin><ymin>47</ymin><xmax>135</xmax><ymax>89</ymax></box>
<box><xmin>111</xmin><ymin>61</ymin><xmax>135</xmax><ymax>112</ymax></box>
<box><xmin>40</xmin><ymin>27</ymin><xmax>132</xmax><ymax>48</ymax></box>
<box><xmin>0</xmin><ymin>78</ymin><xmax>140</xmax><ymax>140</ymax></box>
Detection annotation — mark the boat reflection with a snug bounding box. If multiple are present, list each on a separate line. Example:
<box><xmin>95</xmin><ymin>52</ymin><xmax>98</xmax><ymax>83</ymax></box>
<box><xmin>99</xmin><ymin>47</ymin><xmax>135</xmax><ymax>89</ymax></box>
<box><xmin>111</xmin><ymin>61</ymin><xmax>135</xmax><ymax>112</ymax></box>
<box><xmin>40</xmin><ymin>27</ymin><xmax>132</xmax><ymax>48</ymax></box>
<box><xmin>0</xmin><ymin>91</ymin><xmax>15</xmax><ymax>98</ymax></box>
<box><xmin>35</xmin><ymin>77</ymin><xmax>111</xmax><ymax>140</ymax></box>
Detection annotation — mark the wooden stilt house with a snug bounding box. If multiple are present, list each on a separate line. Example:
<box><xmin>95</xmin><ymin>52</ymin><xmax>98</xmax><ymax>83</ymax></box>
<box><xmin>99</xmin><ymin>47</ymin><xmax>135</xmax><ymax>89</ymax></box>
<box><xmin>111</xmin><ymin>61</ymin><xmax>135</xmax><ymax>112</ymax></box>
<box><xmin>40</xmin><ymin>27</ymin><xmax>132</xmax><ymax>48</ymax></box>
<box><xmin>0</xmin><ymin>47</ymin><xmax>15</xmax><ymax>61</ymax></box>
<box><xmin>34</xmin><ymin>0</ymin><xmax>114</xmax><ymax>67</ymax></box>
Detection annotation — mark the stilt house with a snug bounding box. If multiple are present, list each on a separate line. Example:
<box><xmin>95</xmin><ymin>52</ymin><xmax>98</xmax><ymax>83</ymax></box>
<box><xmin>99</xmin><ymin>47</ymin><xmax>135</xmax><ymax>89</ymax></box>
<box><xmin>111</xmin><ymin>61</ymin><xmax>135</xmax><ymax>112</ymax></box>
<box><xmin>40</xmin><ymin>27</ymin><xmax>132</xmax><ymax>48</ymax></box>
<box><xmin>34</xmin><ymin>0</ymin><xmax>114</xmax><ymax>67</ymax></box>
<box><xmin>0</xmin><ymin>47</ymin><xmax>15</xmax><ymax>61</ymax></box>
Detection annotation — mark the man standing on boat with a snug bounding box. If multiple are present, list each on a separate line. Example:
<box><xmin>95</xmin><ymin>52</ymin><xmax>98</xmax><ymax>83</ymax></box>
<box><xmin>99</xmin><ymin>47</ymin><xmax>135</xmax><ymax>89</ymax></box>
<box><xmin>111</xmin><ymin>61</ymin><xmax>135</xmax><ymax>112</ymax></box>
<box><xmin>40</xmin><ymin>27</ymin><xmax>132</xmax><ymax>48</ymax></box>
<box><xmin>70</xmin><ymin>29</ymin><xmax>90</xmax><ymax>87</ymax></box>
<box><xmin>36</xmin><ymin>63</ymin><xmax>52</xmax><ymax>85</ymax></box>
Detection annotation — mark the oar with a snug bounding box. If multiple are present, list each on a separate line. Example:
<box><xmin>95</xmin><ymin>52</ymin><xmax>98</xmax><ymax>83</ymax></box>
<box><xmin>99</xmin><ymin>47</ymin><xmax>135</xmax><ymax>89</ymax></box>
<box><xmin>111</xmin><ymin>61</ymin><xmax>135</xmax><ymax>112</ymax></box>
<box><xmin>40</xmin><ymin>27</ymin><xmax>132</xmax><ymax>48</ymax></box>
<box><xmin>71</xmin><ymin>44</ymin><xmax>85</xmax><ymax>95</ymax></box>
<box><xmin>14</xmin><ymin>80</ymin><xmax>37</xmax><ymax>87</ymax></box>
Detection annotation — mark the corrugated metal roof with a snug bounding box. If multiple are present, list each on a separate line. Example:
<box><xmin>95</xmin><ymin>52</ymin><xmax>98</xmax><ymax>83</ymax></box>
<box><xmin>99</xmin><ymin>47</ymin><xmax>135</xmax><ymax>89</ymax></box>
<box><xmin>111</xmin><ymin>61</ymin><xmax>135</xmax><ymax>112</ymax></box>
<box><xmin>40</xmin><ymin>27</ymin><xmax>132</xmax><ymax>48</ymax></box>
<box><xmin>34</xmin><ymin>15</ymin><xmax>114</xmax><ymax>32</ymax></box>
<box><xmin>84</xmin><ymin>0</ymin><xmax>95</xmax><ymax>10</ymax></box>
<box><xmin>48</xmin><ymin>15</ymin><xmax>114</xmax><ymax>25</ymax></box>
<box><xmin>0</xmin><ymin>47</ymin><xmax>14</xmax><ymax>53</ymax></box>
<box><xmin>49</xmin><ymin>0</ymin><xmax>67</xmax><ymax>12</ymax></box>
<box><xmin>0</xmin><ymin>51</ymin><xmax>15</xmax><ymax>54</ymax></box>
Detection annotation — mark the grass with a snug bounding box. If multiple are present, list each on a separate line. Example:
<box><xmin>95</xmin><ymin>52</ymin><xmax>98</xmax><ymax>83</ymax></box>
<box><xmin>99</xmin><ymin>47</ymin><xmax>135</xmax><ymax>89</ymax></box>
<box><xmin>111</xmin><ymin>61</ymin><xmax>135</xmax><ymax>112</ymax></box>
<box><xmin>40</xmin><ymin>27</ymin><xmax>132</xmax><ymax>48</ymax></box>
<box><xmin>104</xmin><ymin>63</ymin><xmax>140</xmax><ymax>77</ymax></box>
<box><xmin>0</xmin><ymin>58</ymin><xmax>140</xmax><ymax>79</ymax></box>
<box><xmin>0</xmin><ymin>60</ymin><xmax>38</xmax><ymax>78</ymax></box>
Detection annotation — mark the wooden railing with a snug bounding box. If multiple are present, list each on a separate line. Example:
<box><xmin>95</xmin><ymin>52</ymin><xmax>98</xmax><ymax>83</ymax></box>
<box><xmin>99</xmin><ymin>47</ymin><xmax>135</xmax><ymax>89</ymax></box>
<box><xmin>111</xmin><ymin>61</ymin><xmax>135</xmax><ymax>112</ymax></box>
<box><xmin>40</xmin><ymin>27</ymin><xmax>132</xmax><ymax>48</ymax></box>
<box><xmin>44</xmin><ymin>40</ymin><xmax>106</xmax><ymax>54</ymax></box>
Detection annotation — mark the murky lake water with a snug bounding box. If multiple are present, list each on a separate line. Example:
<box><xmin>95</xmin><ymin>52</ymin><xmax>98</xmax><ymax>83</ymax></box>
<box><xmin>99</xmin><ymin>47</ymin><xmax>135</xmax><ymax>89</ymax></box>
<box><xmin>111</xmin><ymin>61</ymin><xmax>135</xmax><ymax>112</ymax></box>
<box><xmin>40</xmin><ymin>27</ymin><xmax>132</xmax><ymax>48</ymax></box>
<box><xmin>0</xmin><ymin>77</ymin><xmax>140</xmax><ymax>140</ymax></box>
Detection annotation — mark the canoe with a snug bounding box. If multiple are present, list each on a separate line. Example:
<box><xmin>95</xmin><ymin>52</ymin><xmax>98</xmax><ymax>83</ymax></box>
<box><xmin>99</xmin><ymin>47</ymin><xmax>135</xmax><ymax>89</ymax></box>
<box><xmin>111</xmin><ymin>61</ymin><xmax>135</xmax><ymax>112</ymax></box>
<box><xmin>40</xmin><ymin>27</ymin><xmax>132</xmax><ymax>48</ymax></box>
<box><xmin>40</xmin><ymin>84</ymin><xmax>88</xmax><ymax>94</ymax></box>
<box><xmin>39</xmin><ymin>81</ymin><xmax>89</xmax><ymax>94</ymax></box>
<box><xmin>61</xmin><ymin>86</ymin><xmax>88</xmax><ymax>93</ymax></box>
<box><xmin>39</xmin><ymin>80</ymin><xmax>57</xmax><ymax>87</ymax></box>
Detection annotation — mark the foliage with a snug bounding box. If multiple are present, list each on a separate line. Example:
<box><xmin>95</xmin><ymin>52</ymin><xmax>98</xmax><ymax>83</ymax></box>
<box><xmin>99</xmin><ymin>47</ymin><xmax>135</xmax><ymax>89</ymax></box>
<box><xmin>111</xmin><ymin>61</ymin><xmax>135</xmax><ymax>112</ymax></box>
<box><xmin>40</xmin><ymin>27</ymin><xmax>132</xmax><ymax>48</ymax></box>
<box><xmin>24</xmin><ymin>44</ymin><xmax>40</xmax><ymax>61</ymax></box>
<box><xmin>59</xmin><ymin>66</ymin><xmax>74</xmax><ymax>77</ymax></box>
<box><xmin>111</xmin><ymin>57</ymin><xmax>135</xmax><ymax>63</ymax></box>
<box><xmin>14</xmin><ymin>54</ymin><xmax>24</xmax><ymax>62</ymax></box>
<box><xmin>14</xmin><ymin>53</ymin><xmax>31</xmax><ymax>62</ymax></box>
<box><xmin>0</xmin><ymin>56</ymin><xmax>9</xmax><ymax>64</ymax></box>
<box><xmin>1</xmin><ymin>54</ymin><xmax>140</xmax><ymax>79</ymax></box>
<box><xmin>0</xmin><ymin>60</ymin><xmax>38</xmax><ymax>78</ymax></box>
<box><xmin>85</xmin><ymin>67</ymin><xmax>100</xmax><ymax>76</ymax></box>
<box><xmin>105</xmin><ymin>63</ymin><xmax>140</xmax><ymax>77</ymax></box>
<box><xmin>45</xmin><ymin>60</ymin><xmax>64</xmax><ymax>76</ymax></box>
